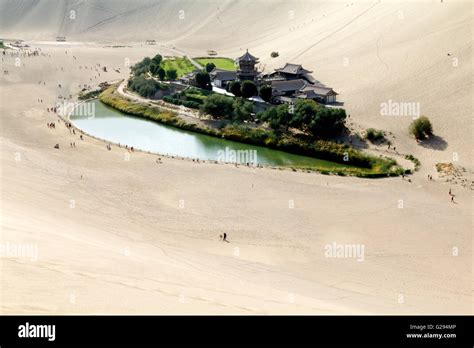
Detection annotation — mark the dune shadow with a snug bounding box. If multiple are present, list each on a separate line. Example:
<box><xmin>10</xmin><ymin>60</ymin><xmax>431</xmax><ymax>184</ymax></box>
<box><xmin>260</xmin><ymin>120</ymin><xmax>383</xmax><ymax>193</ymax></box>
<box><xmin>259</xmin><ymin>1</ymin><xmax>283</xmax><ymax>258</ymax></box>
<box><xmin>419</xmin><ymin>135</ymin><xmax>448</xmax><ymax>151</ymax></box>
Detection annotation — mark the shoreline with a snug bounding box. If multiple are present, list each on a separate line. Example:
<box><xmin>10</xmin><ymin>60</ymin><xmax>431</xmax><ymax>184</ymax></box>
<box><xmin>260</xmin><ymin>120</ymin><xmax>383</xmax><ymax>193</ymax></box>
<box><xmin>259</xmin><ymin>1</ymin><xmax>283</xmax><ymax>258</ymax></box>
<box><xmin>97</xmin><ymin>83</ymin><xmax>407</xmax><ymax>178</ymax></box>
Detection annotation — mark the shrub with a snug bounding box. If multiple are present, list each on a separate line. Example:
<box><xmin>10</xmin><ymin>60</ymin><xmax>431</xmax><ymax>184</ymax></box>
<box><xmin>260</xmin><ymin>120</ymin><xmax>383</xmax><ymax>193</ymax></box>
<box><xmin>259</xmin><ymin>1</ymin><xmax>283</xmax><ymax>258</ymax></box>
<box><xmin>405</xmin><ymin>154</ymin><xmax>421</xmax><ymax>171</ymax></box>
<box><xmin>200</xmin><ymin>94</ymin><xmax>234</xmax><ymax>118</ymax></box>
<box><xmin>128</xmin><ymin>76</ymin><xmax>166</xmax><ymax>98</ymax></box>
<box><xmin>365</xmin><ymin>128</ymin><xmax>385</xmax><ymax>142</ymax></box>
<box><xmin>184</xmin><ymin>93</ymin><xmax>206</xmax><ymax>104</ymax></box>
<box><xmin>163</xmin><ymin>96</ymin><xmax>200</xmax><ymax>109</ymax></box>
<box><xmin>78</xmin><ymin>89</ymin><xmax>101</xmax><ymax>100</ymax></box>
<box><xmin>409</xmin><ymin>116</ymin><xmax>433</xmax><ymax>140</ymax></box>
<box><xmin>232</xmin><ymin>99</ymin><xmax>254</xmax><ymax>121</ymax></box>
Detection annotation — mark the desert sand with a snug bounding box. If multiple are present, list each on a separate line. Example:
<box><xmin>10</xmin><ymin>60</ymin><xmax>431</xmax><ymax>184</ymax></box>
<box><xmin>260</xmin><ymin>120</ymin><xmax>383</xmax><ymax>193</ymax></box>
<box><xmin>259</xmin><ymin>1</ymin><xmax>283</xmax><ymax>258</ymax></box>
<box><xmin>0</xmin><ymin>0</ymin><xmax>472</xmax><ymax>314</ymax></box>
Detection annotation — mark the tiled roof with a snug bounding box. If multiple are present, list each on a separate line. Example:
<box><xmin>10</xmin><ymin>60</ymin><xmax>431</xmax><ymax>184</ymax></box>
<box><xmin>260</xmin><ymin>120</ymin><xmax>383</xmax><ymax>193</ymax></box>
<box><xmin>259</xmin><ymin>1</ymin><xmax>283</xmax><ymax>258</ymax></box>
<box><xmin>300</xmin><ymin>85</ymin><xmax>338</xmax><ymax>96</ymax></box>
<box><xmin>276</xmin><ymin>63</ymin><xmax>312</xmax><ymax>75</ymax></box>
<box><xmin>210</xmin><ymin>69</ymin><xmax>236</xmax><ymax>81</ymax></box>
<box><xmin>237</xmin><ymin>50</ymin><xmax>259</xmax><ymax>62</ymax></box>
<box><xmin>271</xmin><ymin>79</ymin><xmax>306</xmax><ymax>92</ymax></box>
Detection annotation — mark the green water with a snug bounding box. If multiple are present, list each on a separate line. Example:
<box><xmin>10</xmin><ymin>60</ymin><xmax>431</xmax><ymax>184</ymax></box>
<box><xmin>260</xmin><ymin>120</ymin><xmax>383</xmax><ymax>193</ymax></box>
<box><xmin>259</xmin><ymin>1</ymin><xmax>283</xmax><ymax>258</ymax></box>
<box><xmin>70</xmin><ymin>100</ymin><xmax>353</xmax><ymax>169</ymax></box>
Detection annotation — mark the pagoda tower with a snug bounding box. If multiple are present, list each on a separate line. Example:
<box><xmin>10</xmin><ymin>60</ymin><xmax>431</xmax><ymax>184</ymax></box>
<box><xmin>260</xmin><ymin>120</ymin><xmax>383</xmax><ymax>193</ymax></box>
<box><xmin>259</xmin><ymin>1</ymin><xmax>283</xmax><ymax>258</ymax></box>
<box><xmin>236</xmin><ymin>50</ymin><xmax>259</xmax><ymax>82</ymax></box>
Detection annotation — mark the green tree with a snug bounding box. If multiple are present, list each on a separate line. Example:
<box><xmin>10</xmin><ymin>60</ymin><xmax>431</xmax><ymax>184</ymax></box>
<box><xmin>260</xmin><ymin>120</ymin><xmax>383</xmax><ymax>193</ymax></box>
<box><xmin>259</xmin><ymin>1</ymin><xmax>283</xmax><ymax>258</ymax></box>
<box><xmin>195</xmin><ymin>71</ymin><xmax>212</xmax><ymax>90</ymax></box>
<box><xmin>205</xmin><ymin>62</ymin><xmax>216</xmax><ymax>72</ymax></box>
<box><xmin>261</xmin><ymin>104</ymin><xmax>292</xmax><ymax>131</ymax></box>
<box><xmin>149</xmin><ymin>62</ymin><xmax>160</xmax><ymax>76</ymax></box>
<box><xmin>131</xmin><ymin>57</ymin><xmax>152</xmax><ymax>76</ymax></box>
<box><xmin>289</xmin><ymin>100</ymin><xmax>346</xmax><ymax>137</ymax></box>
<box><xmin>292</xmin><ymin>99</ymin><xmax>320</xmax><ymax>130</ymax></box>
<box><xmin>232</xmin><ymin>99</ymin><xmax>254</xmax><ymax>122</ymax></box>
<box><xmin>201</xmin><ymin>94</ymin><xmax>234</xmax><ymax>119</ymax></box>
<box><xmin>148</xmin><ymin>55</ymin><xmax>164</xmax><ymax>77</ymax></box>
<box><xmin>240</xmin><ymin>80</ymin><xmax>258</xmax><ymax>99</ymax></box>
<box><xmin>156</xmin><ymin>67</ymin><xmax>166</xmax><ymax>80</ymax></box>
<box><xmin>229</xmin><ymin>81</ymin><xmax>242</xmax><ymax>97</ymax></box>
<box><xmin>151</xmin><ymin>54</ymin><xmax>163</xmax><ymax>66</ymax></box>
<box><xmin>166</xmin><ymin>69</ymin><xmax>178</xmax><ymax>80</ymax></box>
<box><xmin>306</xmin><ymin>107</ymin><xmax>347</xmax><ymax>137</ymax></box>
<box><xmin>409</xmin><ymin>116</ymin><xmax>433</xmax><ymax>140</ymax></box>
<box><xmin>258</xmin><ymin>85</ymin><xmax>273</xmax><ymax>102</ymax></box>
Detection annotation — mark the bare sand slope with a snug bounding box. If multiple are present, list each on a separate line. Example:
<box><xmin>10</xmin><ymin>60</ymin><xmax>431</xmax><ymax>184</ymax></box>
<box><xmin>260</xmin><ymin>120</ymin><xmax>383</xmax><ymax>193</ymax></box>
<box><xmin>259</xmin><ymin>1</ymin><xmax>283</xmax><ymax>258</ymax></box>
<box><xmin>0</xmin><ymin>0</ymin><xmax>473</xmax><ymax>314</ymax></box>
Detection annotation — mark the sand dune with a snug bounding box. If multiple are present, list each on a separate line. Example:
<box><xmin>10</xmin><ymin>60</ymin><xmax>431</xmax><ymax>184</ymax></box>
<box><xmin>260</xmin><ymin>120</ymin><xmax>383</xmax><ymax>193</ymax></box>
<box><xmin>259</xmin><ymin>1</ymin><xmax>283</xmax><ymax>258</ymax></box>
<box><xmin>0</xmin><ymin>0</ymin><xmax>472</xmax><ymax>314</ymax></box>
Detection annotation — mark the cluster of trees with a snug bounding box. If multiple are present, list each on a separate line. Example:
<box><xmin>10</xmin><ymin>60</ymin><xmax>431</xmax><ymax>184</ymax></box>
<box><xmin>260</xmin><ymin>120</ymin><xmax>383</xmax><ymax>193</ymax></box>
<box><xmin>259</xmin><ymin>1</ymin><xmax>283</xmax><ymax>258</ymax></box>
<box><xmin>201</xmin><ymin>95</ymin><xmax>346</xmax><ymax>138</ymax></box>
<box><xmin>127</xmin><ymin>75</ymin><xmax>167</xmax><ymax>98</ymax></box>
<box><xmin>260</xmin><ymin>99</ymin><xmax>347</xmax><ymax>138</ymax></box>
<box><xmin>201</xmin><ymin>94</ymin><xmax>254</xmax><ymax>121</ymax></box>
<box><xmin>131</xmin><ymin>54</ymin><xmax>177</xmax><ymax>81</ymax></box>
<box><xmin>225</xmin><ymin>81</ymin><xmax>272</xmax><ymax>102</ymax></box>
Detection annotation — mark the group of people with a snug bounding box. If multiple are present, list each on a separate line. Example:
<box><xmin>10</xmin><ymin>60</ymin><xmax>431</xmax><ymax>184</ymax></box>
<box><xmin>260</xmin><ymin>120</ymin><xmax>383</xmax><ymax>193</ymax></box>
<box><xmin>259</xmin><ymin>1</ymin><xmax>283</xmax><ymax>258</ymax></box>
<box><xmin>426</xmin><ymin>175</ymin><xmax>457</xmax><ymax>203</ymax></box>
<box><xmin>46</xmin><ymin>122</ymin><xmax>56</xmax><ymax>129</ymax></box>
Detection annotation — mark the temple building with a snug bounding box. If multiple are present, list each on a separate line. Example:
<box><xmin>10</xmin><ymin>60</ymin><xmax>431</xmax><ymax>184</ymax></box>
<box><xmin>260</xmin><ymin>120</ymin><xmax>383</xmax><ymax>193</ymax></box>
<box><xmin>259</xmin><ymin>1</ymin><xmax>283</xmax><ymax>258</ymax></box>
<box><xmin>263</xmin><ymin>63</ymin><xmax>316</xmax><ymax>84</ymax></box>
<box><xmin>204</xmin><ymin>50</ymin><xmax>338</xmax><ymax>104</ymax></box>
<box><xmin>236</xmin><ymin>50</ymin><xmax>260</xmax><ymax>82</ymax></box>
<box><xmin>275</xmin><ymin>63</ymin><xmax>313</xmax><ymax>80</ymax></box>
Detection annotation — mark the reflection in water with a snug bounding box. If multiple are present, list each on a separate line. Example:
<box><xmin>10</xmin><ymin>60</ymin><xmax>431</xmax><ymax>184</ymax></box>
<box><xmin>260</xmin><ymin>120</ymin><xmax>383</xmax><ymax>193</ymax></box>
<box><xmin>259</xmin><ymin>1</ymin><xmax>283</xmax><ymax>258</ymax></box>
<box><xmin>70</xmin><ymin>100</ymin><xmax>351</xmax><ymax>168</ymax></box>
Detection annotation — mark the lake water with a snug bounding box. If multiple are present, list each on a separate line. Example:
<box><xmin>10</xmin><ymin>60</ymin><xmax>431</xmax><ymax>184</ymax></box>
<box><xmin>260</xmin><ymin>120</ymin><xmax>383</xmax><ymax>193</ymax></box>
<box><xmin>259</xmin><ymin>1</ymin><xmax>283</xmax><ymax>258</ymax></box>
<box><xmin>70</xmin><ymin>99</ymin><xmax>351</xmax><ymax>169</ymax></box>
